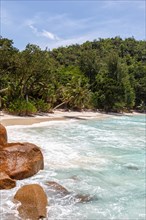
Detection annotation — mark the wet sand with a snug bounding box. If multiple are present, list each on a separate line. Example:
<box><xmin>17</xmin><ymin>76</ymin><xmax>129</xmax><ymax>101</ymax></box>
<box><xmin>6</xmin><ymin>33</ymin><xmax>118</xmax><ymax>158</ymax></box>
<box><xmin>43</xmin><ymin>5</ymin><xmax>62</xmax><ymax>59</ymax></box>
<box><xmin>0</xmin><ymin>110</ymin><xmax>110</xmax><ymax>126</ymax></box>
<box><xmin>0</xmin><ymin>110</ymin><xmax>144</xmax><ymax>126</ymax></box>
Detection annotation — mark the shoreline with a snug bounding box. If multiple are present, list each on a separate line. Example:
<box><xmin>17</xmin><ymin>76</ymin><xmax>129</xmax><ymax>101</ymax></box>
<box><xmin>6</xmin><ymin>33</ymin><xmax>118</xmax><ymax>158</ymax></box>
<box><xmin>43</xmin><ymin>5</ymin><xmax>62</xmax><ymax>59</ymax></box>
<box><xmin>0</xmin><ymin>110</ymin><xmax>144</xmax><ymax>126</ymax></box>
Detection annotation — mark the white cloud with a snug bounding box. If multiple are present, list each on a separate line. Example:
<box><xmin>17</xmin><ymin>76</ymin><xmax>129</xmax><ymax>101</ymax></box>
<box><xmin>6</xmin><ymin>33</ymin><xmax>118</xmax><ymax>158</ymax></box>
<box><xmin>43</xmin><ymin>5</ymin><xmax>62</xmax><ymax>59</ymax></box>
<box><xmin>29</xmin><ymin>24</ymin><xmax>38</xmax><ymax>34</ymax></box>
<box><xmin>2</xmin><ymin>3</ymin><xmax>144</xmax><ymax>51</ymax></box>
<box><xmin>41</xmin><ymin>31</ymin><xmax>103</xmax><ymax>50</ymax></box>
<box><xmin>41</xmin><ymin>30</ymin><xmax>60</xmax><ymax>40</ymax></box>
<box><xmin>27</xmin><ymin>23</ymin><xmax>60</xmax><ymax>41</ymax></box>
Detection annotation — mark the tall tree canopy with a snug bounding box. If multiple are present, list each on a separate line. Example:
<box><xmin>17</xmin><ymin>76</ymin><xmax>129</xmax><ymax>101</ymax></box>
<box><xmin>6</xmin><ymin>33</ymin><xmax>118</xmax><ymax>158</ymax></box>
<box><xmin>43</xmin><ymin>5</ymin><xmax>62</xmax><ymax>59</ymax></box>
<box><xmin>0</xmin><ymin>36</ymin><xmax>145</xmax><ymax>114</ymax></box>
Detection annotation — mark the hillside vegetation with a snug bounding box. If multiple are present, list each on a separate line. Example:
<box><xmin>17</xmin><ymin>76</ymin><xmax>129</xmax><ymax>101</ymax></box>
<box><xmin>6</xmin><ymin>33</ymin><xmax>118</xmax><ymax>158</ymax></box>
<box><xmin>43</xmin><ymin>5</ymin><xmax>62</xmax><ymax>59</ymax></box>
<box><xmin>0</xmin><ymin>36</ymin><xmax>146</xmax><ymax>115</ymax></box>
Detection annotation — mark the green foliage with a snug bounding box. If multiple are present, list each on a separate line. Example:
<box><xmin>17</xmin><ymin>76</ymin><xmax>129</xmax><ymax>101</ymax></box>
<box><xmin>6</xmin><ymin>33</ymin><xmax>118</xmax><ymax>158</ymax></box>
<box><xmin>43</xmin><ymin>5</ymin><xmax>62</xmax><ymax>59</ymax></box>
<box><xmin>0</xmin><ymin>36</ymin><xmax>145</xmax><ymax>113</ymax></box>
<box><xmin>7</xmin><ymin>99</ymin><xmax>37</xmax><ymax>116</ymax></box>
<box><xmin>54</xmin><ymin>66</ymin><xmax>92</xmax><ymax>110</ymax></box>
<box><xmin>34</xmin><ymin>99</ymin><xmax>52</xmax><ymax>112</ymax></box>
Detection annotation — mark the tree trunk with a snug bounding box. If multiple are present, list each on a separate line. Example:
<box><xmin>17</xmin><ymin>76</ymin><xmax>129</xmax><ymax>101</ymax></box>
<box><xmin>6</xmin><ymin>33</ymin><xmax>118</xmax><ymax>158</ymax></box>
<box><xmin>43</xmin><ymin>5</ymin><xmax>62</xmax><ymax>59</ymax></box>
<box><xmin>53</xmin><ymin>101</ymin><xmax>68</xmax><ymax>110</ymax></box>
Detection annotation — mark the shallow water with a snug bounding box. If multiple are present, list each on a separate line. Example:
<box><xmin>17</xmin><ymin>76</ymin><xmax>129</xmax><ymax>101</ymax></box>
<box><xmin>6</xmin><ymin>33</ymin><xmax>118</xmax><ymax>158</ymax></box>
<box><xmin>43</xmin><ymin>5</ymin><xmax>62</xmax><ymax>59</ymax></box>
<box><xmin>0</xmin><ymin>115</ymin><xmax>145</xmax><ymax>219</ymax></box>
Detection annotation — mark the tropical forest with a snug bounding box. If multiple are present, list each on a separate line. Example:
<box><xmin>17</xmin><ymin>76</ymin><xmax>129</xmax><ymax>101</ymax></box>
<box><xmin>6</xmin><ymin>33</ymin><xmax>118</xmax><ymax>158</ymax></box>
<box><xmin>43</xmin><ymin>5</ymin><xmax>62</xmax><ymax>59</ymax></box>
<box><xmin>0</xmin><ymin>36</ymin><xmax>146</xmax><ymax>115</ymax></box>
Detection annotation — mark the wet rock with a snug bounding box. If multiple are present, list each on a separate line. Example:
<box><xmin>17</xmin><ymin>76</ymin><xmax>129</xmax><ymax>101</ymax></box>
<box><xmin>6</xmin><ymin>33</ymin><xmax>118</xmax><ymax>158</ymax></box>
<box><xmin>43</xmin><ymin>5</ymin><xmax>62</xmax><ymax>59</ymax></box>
<box><xmin>45</xmin><ymin>181</ymin><xmax>70</xmax><ymax>195</ymax></box>
<box><xmin>0</xmin><ymin>124</ymin><xmax>7</xmax><ymax>146</ymax></box>
<box><xmin>45</xmin><ymin>181</ymin><xmax>94</xmax><ymax>204</ymax></box>
<box><xmin>0</xmin><ymin>172</ymin><xmax>16</xmax><ymax>189</ymax></box>
<box><xmin>0</xmin><ymin>142</ymin><xmax>44</xmax><ymax>180</ymax></box>
<box><xmin>14</xmin><ymin>184</ymin><xmax>48</xmax><ymax>220</ymax></box>
<box><xmin>69</xmin><ymin>175</ymin><xmax>79</xmax><ymax>181</ymax></box>
<box><xmin>126</xmin><ymin>165</ymin><xmax>139</xmax><ymax>170</ymax></box>
<box><xmin>75</xmin><ymin>194</ymin><xmax>93</xmax><ymax>203</ymax></box>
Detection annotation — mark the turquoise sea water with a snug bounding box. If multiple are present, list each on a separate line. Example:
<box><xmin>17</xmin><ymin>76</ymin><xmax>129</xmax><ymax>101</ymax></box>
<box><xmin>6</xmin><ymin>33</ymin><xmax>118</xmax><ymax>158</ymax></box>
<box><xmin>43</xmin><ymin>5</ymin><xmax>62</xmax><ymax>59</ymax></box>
<box><xmin>0</xmin><ymin>115</ymin><xmax>145</xmax><ymax>220</ymax></box>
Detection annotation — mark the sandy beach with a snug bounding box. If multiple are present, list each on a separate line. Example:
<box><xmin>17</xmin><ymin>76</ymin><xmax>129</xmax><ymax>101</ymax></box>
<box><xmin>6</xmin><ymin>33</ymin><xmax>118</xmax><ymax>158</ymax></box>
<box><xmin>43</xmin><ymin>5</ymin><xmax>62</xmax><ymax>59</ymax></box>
<box><xmin>0</xmin><ymin>110</ymin><xmax>113</xmax><ymax>126</ymax></box>
<box><xmin>0</xmin><ymin>110</ymin><xmax>144</xmax><ymax>126</ymax></box>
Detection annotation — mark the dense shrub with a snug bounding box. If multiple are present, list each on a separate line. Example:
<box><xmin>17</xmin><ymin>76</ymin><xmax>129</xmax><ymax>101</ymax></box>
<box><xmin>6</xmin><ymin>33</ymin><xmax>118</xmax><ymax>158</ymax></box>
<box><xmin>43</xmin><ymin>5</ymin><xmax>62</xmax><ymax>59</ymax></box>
<box><xmin>1</xmin><ymin>37</ymin><xmax>145</xmax><ymax>113</ymax></box>
<box><xmin>34</xmin><ymin>99</ymin><xmax>52</xmax><ymax>112</ymax></box>
<box><xmin>7</xmin><ymin>99</ymin><xmax>37</xmax><ymax>116</ymax></box>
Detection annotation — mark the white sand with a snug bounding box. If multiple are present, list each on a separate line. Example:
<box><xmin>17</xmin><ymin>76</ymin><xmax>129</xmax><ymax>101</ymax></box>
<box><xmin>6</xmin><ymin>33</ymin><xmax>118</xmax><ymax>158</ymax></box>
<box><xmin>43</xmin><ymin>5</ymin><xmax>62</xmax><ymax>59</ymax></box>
<box><xmin>0</xmin><ymin>110</ymin><xmax>110</xmax><ymax>126</ymax></box>
<box><xmin>0</xmin><ymin>110</ymin><xmax>144</xmax><ymax>126</ymax></box>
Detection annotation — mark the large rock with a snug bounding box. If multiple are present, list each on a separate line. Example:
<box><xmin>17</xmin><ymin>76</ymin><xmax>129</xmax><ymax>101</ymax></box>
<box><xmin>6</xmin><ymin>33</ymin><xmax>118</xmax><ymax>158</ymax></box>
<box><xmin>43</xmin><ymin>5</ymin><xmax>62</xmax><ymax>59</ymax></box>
<box><xmin>0</xmin><ymin>172</ymin><xmax>16</xmax><ymax>189</ymax></box>
<box><xmin>45</xmin><ymin>181</ymin><xmax>69</xmax><ymax>195</ymax></box>
<box><xmin>45</xmin><ymin>181</ymin><xmax>93</xmax><ymax>203</ymax></box>
<box><xmin>0</xmin><ymin>124</ymin><xmax>7</xmax><ymax>146</ymax></box>
<box><xmin>14</xmin><ymin>184</ymin><xmax>48</xmax><ymax>220</ymax></box>
<box><xmin>0</xmin><ymin>142</ymin><xmax>44</xmax><ymax>180</ymax></box>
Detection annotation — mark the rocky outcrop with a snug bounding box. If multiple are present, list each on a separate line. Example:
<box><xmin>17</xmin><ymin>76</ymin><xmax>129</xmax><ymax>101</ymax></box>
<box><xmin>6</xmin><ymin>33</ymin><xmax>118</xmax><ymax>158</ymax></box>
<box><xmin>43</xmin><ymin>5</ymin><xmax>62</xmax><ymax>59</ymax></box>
<box><xmin>75</xmin><ymin>194</ymin><xmax>93</xmax><ymax>203</ymax></box>
<box><xmin>45</xmin><ymin>181</ymin><xmax>93</xmax><ymax>203</ymax></box>
<box><xmin>0</xmin><ymin>124</ymin><xmax>44</xmax><ymax>190</ymax></box>
<box><xmin>0</xmin><ymin>124</ymin><xmax>7</xmax><ymax>146</ymax></box>
<box><xmin>14</xmin><ymin>184</ymin><xmax>48</xmax><ymax>220</ymax></box>
<box><xmin>0</xmin><ymin>172</ymin><xmax>16</xmax><ymax>189</ymax></box>
<box><xmin>46</xmin><ymin>181</ymin><xmax>69</xmax><ymax>195</ymax></box>
<box><xmin>0</xmin><ymin>142</ymin><xmax>44</xmax><ymax>180</ymax></box>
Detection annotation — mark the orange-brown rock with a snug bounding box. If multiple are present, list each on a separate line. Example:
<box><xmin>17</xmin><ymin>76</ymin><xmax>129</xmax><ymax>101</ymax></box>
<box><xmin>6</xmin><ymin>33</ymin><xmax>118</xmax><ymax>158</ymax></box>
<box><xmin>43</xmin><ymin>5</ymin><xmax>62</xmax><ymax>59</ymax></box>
<box><xmin>14</xmin><ymin>184</ymin><xmax>48</xmax><ymax>220</ymax></box>
<box><xmin>0</xmin><ymin>142</ymin><xmax>44</xmax><ymax>180</ymax></box>
<box><xmin>0</xmin><ymin>124</ymin><xmax>7</xmax><ymax>146</ymax></box>
<box><xmin>45</xmin><ymin>181</ymin><xmax>70</xmax><ymax>195</ymax></box>
<box><xmin>0</xmin><ymin>172</ymin><xmax>16</xmax><ymax>189</ymax></box>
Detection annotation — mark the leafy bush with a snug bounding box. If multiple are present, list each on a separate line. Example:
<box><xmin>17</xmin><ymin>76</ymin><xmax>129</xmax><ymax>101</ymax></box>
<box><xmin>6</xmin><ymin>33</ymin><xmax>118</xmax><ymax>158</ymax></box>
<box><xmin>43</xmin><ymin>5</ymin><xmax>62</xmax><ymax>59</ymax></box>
<box><xmin>7</xmin><ymin>99</ymin><xmax>37</xmax><ymax>116</ymax></box>
<box><xmin>34</xmin><ymin>99</ymin><xmax>52</xmax><ymax>112</ymax></box>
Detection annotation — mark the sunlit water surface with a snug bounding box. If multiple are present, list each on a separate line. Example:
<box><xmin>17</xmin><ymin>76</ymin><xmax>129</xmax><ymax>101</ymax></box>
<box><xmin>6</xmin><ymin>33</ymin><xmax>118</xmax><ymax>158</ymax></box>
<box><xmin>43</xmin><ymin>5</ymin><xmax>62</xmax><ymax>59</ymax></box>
<box><xmin>0</xmin><ymin>115</ymin><xmax>145</xmax><ymax>220</ymax></box>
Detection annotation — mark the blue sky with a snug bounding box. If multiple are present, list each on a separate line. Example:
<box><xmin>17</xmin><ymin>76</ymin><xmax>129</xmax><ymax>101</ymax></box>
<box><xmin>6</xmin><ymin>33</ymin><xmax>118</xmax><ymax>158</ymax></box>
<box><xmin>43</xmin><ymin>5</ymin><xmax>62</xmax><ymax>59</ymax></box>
<box><xmin>1</xmin><ymin>0</ymin><xmax>145</xmax><ymax>50</ymax></box>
